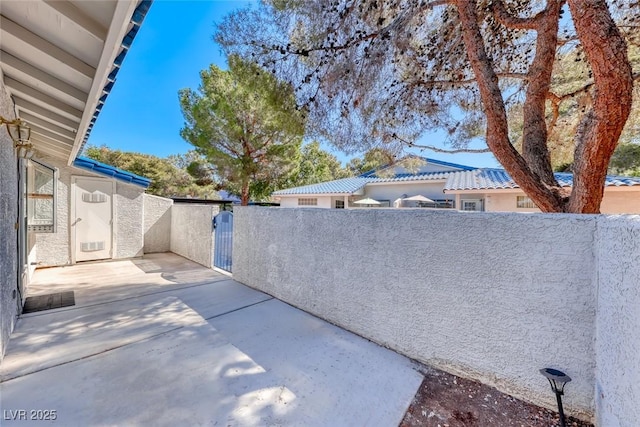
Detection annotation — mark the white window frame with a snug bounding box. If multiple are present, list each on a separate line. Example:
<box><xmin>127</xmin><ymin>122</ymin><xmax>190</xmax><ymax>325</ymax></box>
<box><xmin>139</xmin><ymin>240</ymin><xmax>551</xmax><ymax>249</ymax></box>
<box><xmin>517</xmin><ymin>195</ymin><xmax>537</xmax><ymax>209</ymax></box>
<box><xmin>298</xmin><ymin>197</ymin><xmax>318</xmax><ymax>206</ymax></box>
<box><xmin>27</xmin><ymin>159</ymin><xmax>57</xmax><ymax>233</ymax></box>
<box><xmin>461</xmin><ymin>199</ymin><xmax>483</xmax><ymax>211</ymax></box>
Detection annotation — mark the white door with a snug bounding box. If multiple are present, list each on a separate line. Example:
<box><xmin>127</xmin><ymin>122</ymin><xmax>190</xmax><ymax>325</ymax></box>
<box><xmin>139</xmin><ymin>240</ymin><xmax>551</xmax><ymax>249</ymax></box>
<box><xmin>72</xmin><ymin>177</ymin><xmax>114</xmax><ymax>262</ymax></box>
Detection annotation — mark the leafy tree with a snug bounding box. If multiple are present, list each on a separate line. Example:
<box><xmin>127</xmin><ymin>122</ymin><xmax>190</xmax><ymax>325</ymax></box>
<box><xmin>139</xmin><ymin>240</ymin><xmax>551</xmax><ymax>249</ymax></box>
<box><xmin>283</xmin><ymin>141</ymin><xmax>352</xmax><ymax>187</ymax></box>
<box><xmin>84</xmin><ymin>145</ymin><xmax>219</xmax><ymax>198</ymax></box>
<box><xmin>217</xmin><ymin>0</ymin><xmax>639</xmax><ymax>213</ymax></box>
<box><xmin>347</xmin><ymin>148</ymin><xmax>397</xmax><ymax>175</ymax></box>
<box><xmin>168</xmin><ymin>151</ymin><xmax>217</xmax><ymax>186</ymax></box>
<box><xmin>179</xmin><ymin>55</ymin><xmax>305</xmax><ymax>205</ymax></box>
<box><xmin>608</xmin><ymin>143</ymin><xmax>640</xmax><ymax>176</ymax></box>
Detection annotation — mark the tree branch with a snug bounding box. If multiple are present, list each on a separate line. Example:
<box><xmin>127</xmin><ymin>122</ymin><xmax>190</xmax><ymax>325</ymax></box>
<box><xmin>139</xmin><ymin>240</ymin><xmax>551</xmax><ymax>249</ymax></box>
<box><xmin>489</xmin><ymin>0</ymin><xmax>550</xmax><ymax>30</ymax></box>
<box><xmin>521</xmin><ymin>0</ymin><xmax>562</xmax><ymax>186</ymax></box>
<box><xmin>393</xmin><ymin>133</ymin><xmax>491</xmax><ymax>153</ymax></box>
<box><xmin>455</xmin><ymin>0</ymin><xmax>563</xmax><ymax>212</ymax></box>
<box><xmin>271</xmin><ymin>0</ymin><xmax>451</xmax><ymax>58</ymax></box>
<box><xmin>410</xmin><ymin>72</ymin><xmax>529</xmax><ymax>87</ymax></box>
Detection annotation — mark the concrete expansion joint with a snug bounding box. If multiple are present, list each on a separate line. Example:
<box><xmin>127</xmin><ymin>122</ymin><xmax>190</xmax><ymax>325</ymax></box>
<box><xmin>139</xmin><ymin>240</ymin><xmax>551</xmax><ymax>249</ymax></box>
<box><xmin>204</xmin><ymin>297</ymin><xmax>275</xmax><ymax>321</ymax></box>
<box><xmin>0</xmin><ymin>325</ymin><xmax>186</xmax><ymax>384</ymax></box>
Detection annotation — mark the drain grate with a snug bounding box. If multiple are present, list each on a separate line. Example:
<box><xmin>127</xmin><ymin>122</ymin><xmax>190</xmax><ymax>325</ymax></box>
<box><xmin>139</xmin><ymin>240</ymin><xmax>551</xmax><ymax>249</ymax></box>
<box><xmin>23</xmin><ymin>291</ymin><xmax>75</xmax><ymax>314</ymax></box>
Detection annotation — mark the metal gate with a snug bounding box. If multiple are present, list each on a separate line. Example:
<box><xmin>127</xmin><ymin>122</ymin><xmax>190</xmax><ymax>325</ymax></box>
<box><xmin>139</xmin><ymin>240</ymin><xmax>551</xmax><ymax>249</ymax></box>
<box><xmin>213</xmin><ymin>211</ymin><xmax>233</xmax><ymax>272</ymax></box>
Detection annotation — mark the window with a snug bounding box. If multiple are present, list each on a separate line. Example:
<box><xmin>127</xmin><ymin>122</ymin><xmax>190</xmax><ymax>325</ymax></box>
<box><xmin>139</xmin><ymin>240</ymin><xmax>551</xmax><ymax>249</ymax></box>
<box><xmin>462</xmin><ymin>199</ymin><xmax>482</xmax><ymax>211</ymax></box>
<box><xmin>335</xmin><ymin>200</ymin><xmax>345</xmax><ymax>209</ymax></box>
<box><xmin>27</xmin><ymin>160</ymin><xmax>56</xmax><ymax>233</ymax></box>
<box><xmin>517</xmin><ymin>195</ymin><xmax>537</xmax><ymax>209</ymax></box>
<box><xmin>298</xmin><ymin>197</ymin><xmax>317</xmax><ymax>206</ymax></box>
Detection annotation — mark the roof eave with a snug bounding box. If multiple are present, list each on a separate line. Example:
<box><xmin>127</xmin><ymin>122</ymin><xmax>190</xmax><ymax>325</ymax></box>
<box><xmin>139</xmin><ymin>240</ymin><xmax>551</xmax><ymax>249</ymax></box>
<box><xmin>68</xmin><ymin>1</ymin><xmax>148</xmax><ymax>165</ymax></box>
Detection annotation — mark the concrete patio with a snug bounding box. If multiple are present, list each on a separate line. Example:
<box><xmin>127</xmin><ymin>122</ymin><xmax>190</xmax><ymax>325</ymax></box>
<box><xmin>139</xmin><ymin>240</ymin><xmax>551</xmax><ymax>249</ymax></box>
<box><xmin>0</xmin><ymin>253</ymin><xmax>422</xmax><ymax>426</ymax></box>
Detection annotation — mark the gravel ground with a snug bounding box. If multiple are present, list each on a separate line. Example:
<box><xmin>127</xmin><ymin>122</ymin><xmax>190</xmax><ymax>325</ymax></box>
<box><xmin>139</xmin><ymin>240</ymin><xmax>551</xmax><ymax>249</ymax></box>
<box><xmin>400</xmin><ymin>365</ymin><xmax>593</xmax><ymax>427</ymax></box>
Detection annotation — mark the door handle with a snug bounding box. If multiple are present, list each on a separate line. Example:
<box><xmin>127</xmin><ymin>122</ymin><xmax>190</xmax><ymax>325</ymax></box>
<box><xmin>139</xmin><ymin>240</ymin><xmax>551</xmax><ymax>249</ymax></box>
<box><xmin>72</xmin><ymin>218</ymin><xmax>82</xmax><ymax>226</ymax></box>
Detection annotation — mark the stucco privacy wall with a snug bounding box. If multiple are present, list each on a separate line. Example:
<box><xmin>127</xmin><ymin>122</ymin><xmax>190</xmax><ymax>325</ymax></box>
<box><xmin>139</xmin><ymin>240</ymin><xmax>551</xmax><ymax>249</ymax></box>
<box><xmin>113</xmin><ymin>182</ymin><xmax>144</xmax><ymax>259</ymax></box>
<box><xmin>233</xmin><ymin>207</ymin><xmax>598</xmax><ymax>419</ymax></box>
<box><xmin>170</xmin><ymin>203</ymin><xmax>219</xmax><ymax>268</ymax></box>
<box><xmin>34</xmin><ymin>155</ymin><xmax>144</xmax><ymax>266</ymax></box>
<box><xmin>0</xmin><ymin>81</ymin><xmax>19</xmax><ymax>361</ymax></box>
<box><xmin>594</xmin><ymin>216</ymin><xmax>640</xmax><ymax>427</ymax></box>
<box><xmin>143</xmin><ymin>194</ymin><xmax>172</xmax><ymax>253</ymax></box>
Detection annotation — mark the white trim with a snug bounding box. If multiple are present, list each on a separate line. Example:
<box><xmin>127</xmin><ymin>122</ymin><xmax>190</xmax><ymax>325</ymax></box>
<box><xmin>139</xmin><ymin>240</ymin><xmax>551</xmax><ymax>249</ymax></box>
<box><xmin>27</xmin><ymin>158</ymin><xmax>58</xmax><ymax>234</ymax></box>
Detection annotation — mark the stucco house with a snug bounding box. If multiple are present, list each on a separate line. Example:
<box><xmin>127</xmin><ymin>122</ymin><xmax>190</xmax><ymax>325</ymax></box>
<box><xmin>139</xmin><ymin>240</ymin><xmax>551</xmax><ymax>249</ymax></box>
<box><xmin>0</xmin><ymin>0</ymin><xmax>152</xmax><ymax>359</ymax></box>
<box><xmin>273</xmin><ymin>157</ymin><xmax>640</xmax><ymax>213</ymax></box>
<box><xmin>29</xmin><ymin>156</ymin><xmax>151</xmax><ymax>270</ymax></box>
<box><xmin>274</xmin><ymin>157</ymin><xmax>476</xmax><ymax>209</ymax></box>
<box><xmin>443</xmin><ymin>168</ymin><xmax>640</xmax><ymax>214</ymax></box>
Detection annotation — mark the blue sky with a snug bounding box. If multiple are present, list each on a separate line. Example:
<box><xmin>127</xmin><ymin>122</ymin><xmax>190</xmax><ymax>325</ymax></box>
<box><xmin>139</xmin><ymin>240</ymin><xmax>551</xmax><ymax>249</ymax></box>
<box><xmin>89</xmin><ymin>0</ymin><xmax>499</xmax><ymax>168</ymax></box>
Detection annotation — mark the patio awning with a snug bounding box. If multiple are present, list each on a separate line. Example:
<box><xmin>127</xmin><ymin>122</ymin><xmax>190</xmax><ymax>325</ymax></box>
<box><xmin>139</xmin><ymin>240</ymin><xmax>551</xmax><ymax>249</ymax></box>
<box><xmin>353</xmin><ymin>197</ymin><xmax>381</xmax><ymax>205</ymax></box>
<box><xmin>0</xmin><ymin>0</ymin><xmax>152</xmax><ymax>164</ymax></box>
<box><xmin>402</xmin><ymin>195</ymin><xmax>435</xmax><ymax>203</ymax></box>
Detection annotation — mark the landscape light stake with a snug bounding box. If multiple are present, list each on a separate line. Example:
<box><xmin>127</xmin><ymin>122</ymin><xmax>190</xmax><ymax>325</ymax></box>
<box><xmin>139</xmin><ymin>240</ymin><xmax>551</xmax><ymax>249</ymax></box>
<box><xmin>540</xmin><ymin>368</ymin><xmax>572</xmax><ymax>427</ymax></box>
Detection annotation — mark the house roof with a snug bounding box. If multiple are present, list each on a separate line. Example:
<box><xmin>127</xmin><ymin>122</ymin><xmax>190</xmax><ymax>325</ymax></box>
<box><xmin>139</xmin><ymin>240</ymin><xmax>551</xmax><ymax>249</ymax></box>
<box><xmin>273</xmin><ymin>177</ymin><xmax>370</xmax><ymax>195</ymax></box>
<box><xmin>73</xmin><ymin>156</ymin><xmax>151</xmax><ymax>188</ymax></box>
<box><xmin>367</xmin><ymin>171</ymin><xmax>457</xmax><ymax>183</ymax></box>
<box><xmin>274</xmin><ymin>157</ymin><xmax>479</xmax><ymax>196</ymax></box>
<box><xmin>358</xmin><ymin>156</ymin><xmax>476</xmax><ymax>177</ymax></box>
<box><xmin>444</xmin><ymin>169</ymin><xmax>640</xmax><ymax>191</ymax></box>
<box><xmin>0</xmin><ymin>0</ymin><xmax>152</xmax><ymax>164</ymax></box>
<box><xmin>274</xmin><ymin>171</ymin><xmax>465</xmax><ymax>196</ymax></box>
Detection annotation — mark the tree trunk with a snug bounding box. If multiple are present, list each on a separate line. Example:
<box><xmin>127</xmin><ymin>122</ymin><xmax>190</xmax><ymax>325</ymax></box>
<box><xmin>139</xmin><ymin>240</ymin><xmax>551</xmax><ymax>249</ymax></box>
<box><xmin>521</xmin><ymin>1</ymin><xmax>562</xmax><ymax>188</ymax></box>
<box><xmin>455</xmin><ymin>1</ymin><xmax>633</xmax><ymax>213</ymax></box>
<box><xmin>240</xmin><ymin>180</ymin><xmax>250</xmax><ymax>206</ymax></box>
<box><xmin>454</xmin><ymin>1</ymin><xmax>564</xmax><ymax>212</ymax></box>
<box><xmin>566</xmin><ymin>0</ymin><xmax>634</xmax><ymax>213</ymax></box>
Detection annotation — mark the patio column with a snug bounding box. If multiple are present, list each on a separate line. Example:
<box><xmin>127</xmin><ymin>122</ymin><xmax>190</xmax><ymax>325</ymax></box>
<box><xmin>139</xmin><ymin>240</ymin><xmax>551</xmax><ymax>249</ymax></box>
<box><xmin>344</xmin><ymin>195</ymin><xmax>349</xmax><ymax>209</ymax></box>
<box><xmin>454</xmin><ymin>194</ymin><xmax>461</xmax><ymax>210</ymax></box>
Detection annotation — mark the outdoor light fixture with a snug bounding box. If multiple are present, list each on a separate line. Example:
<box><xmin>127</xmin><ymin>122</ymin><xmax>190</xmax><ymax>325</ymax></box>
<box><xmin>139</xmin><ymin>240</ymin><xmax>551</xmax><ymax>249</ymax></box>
<box><xmin>0</xmin><ymin>115</ymin><xmax>34</xmax><ymax>158</ymax></box>
<box><xmin>540</xmin><ymin>367</ymin><xmax>572</xmax><ymax>427</ymax></box>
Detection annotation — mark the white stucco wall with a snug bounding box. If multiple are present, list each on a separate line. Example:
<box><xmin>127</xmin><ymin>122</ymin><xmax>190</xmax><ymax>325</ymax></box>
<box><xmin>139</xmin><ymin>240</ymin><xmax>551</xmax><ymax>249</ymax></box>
<box><xmin>0</xmin><ymin>80</ymin><xmax>19</xmax><ymax>361</ymax></box>
<box><xmin>34</xmin><ymin>155</ymin><xmax>145</xmax><ymax>266</ymax></box>
<box><xmin>143</xmin><ymin>194</ymin><xmax>172</xmax><ymax>253</ymax></box>
<box><xmin>233</xmin><ymin>207</ymin><xmax>598</xmax><ymax>420</ymax></box>
<box><xmin>279</xmin><ymin>197</ymin><xmax>299</xmax><ymax>208</ymax></box>
<box><xmin>279</xmin><ymin>196</ymin><xmax>333</xmax><ymax>208</ymax></box>
<box><xmin>170</xmin><ymin>203</ymin><xmax>219</xmax><ymax>268</ymax></box>
<box><xmin>113</xmin><ymin>182</ymin><xmax>144</xmax><ymax>259</ymax></box>
<box><xmin>33</xmin><ymin>155</ymin><xmax>71</xmax><ymax>267</ymax></box>
<box><xmin>485</xmin><ymin>192</ymin><xmax>539</xmax><ymax>213</ymax></box>
<box><xmin>477</xmin><ymin>189</ymin><xmax>640</xmax><ymax>214</ymax></box>
<box><xmin>594</xmin><ymin>216</ymin><xmax>640</xmax><ymax>427</ymax></box>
